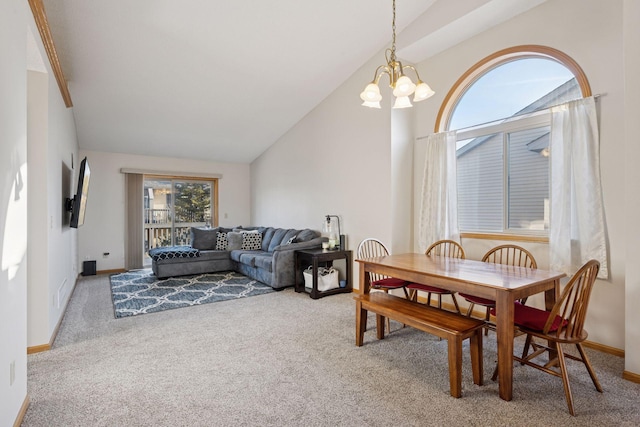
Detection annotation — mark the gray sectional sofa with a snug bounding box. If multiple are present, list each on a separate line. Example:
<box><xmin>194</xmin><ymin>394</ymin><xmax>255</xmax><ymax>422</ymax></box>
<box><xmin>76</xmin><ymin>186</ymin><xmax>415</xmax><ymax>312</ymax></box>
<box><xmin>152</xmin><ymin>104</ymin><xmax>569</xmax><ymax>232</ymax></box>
<box><xmin>150</xmin><ymin>226</ymin><xmax>323</xmax><ymax>290</ymax></box>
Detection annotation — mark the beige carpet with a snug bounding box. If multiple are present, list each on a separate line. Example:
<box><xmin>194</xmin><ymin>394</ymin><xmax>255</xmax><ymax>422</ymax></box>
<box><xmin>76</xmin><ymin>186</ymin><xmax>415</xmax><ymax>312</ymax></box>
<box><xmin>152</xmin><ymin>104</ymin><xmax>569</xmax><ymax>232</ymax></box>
<box><xmin>24</xmin><ymin>274</ymin><xmax>640</xmax><ymax>426</ymax></box>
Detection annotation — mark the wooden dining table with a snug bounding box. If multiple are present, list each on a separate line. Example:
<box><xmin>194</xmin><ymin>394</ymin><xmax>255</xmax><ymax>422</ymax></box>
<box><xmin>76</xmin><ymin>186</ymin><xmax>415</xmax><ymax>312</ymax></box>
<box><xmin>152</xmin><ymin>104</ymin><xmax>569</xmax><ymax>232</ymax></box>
<box><xmin>356</xmin><ymin>253</ymin><xmax>566</xmax><ymax>401</ymax></box>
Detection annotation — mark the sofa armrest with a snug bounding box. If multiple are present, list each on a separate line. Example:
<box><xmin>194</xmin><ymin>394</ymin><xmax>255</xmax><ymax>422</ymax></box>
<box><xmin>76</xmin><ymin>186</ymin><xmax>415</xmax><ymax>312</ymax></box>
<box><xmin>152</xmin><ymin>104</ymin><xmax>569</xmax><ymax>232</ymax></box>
<box><xmin>270</xmin><ymin>237</ymin><xmax>323</xmax><ymax>288</ymax></box>
<box><xmin>271</xmin><ymin>237</ymin><xmax>324</xmax><ymax>252</ymax></box>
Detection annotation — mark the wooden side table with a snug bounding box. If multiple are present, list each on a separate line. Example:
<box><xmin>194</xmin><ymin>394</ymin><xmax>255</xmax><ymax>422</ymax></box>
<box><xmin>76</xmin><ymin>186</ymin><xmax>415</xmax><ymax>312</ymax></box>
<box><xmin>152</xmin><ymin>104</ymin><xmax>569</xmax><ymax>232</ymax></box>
<box><xmin>294</xmin><ymin>249</ymin><xmax>352</xmax><ymax>299</ymax></box>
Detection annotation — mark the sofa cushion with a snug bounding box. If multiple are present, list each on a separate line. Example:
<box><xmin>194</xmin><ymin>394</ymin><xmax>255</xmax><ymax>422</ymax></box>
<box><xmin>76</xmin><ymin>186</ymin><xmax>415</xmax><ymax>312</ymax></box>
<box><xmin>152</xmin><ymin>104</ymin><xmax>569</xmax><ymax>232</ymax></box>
<box><xmin>296</xmin><ymin>229</ymin><xmax>316</xmax><ymax>242</ymax></box>
<box><xmin>268</xmin><ymin>228</ymin><xmax>290</xmax><ymax>252</ymax></box>
<box><xmin>239</xmin><ymin>253</ymin><xmax>257</xmax><ymax>267</ymax></box>
<box><xmin>253</xmin><ymin>254</ymin><xmax>273</xmax><ymax>272</ymax></box>
<box><xmin>261</xmin><ymin>227</ymin><xmax>276</xmax><ymax>251</ymax></box>
<box><xmin>190</xmin><ymin>227</ymin><xmax>218</xmax><ymax>250</ymax></box>
<box><xmin>280</xmin><ymin>229</ymin><xmax>298</xmax><ymax>246</ymax></box>
<box><xmin>149</xmin><ymin>246</ymin><xmax>199</xmax><ymax>262</ymax></box>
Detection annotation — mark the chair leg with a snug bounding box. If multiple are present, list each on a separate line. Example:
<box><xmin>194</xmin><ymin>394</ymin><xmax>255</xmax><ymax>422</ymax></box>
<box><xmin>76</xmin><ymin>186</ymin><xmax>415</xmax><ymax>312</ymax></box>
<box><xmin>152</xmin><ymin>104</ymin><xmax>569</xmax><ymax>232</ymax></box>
<box><xmin>494</xmin><ymin>333</ymin><xmax>532</xmax><ymax>381</ymax></box>
<box><xmin>465</xmin><ymin>302</ymin><xmax>475</xmax><ymax>317</ymax></box>
<box><xmin>483</xmin><ymin>306</ymin><xmax>491</xmax><ymax>336</ymax></box>
<box><xmin>555</xmin><ymin>343</ymin><xmax>576</xmax><ymax>416</ymax></box>
<box><xmin>450</xmin><ymin>293</ymin><xmax>461</xmax><ymax>314</ymax></box>
<box><xmin>521</xmin><ymin>334</ymin><xmax>533</xmax><ymax>365</ymax></box>
<box><xmin>437</xmin><ymin>294</ymin><xmax>442</xmax><ymax>309</ymax></box>
<box><xmin>576</xmin><ymin>343</ymin><xmax>603</xmax><ymax>392</ymax></box>
<box><xmin>491</xmin><ymin>363</ymin><xmax>499</xmax><ymax>381</ymax></box>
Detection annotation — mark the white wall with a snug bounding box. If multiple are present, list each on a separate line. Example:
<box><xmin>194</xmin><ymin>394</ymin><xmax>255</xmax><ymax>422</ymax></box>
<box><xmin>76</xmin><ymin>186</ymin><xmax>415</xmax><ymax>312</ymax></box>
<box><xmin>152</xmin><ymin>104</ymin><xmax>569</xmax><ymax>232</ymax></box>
<box><xmin>77</xmin><ymin>150</ymin><xmax>252</xmax><ymax>272</ymax></box>
<box><xmin>251</xmin><ymin>50</ymin><xmax>395</xmax><ymax>259</ymax></box>
<box><xmin>26</xmin><ymin>14</ymin><xmax>80</xmax><ymax>349</ymax></box>
<box><xmin>1</xmin><ymin>1</ymin><xmax>28</xmax><ymax>424</ymax></box>
<box><xmin>252</xmin><ymin>0</ymin><xmax>637</xmax><ymax>369</ymax></box>
<box><xmin>412</xmin><ymin>0</ymin><xmax>627</xmax><ymax>351</ymax></box>
<box><xmin>623</xmin><ymin>0</ymin><xmax>640</xmax><ymax>377</ymax></box>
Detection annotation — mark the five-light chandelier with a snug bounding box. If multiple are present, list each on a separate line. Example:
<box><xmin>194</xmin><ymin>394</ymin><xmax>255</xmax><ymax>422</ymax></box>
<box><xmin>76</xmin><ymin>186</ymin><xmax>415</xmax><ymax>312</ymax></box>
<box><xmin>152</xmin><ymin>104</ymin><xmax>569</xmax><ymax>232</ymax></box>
<box><xmin>360</xmin><ymin>0</ymin><xmax>434</xmax><ymax>109</ymax></box>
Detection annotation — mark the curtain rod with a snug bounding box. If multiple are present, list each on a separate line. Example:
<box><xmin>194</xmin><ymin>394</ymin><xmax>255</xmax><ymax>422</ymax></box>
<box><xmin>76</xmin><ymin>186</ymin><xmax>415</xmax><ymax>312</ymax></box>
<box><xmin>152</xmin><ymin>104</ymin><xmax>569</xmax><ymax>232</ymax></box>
<box><xmin>418</xmin><ymin>93</ymin><xmax>604</xmax><ymax>139</ymax></box>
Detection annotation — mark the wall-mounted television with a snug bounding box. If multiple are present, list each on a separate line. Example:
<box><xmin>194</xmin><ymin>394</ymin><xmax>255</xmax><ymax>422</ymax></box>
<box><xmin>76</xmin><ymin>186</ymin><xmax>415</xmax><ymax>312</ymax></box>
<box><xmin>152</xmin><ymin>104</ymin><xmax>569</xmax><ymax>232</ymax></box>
<box><xmin>66</xmin><ymin>157</ymin><xmax>90</xmax><ymax>228</ymax></box>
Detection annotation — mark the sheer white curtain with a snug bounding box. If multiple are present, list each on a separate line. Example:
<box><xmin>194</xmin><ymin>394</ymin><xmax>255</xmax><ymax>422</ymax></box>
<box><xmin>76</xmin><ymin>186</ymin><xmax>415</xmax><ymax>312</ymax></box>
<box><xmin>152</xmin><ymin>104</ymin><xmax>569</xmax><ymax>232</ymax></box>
<box><xmin>418</xmin><ymin>131</ymin><xmax>460</xmax><ymax>252</ymax></box>
<box><xmin>550</xmin><ymin>96</ymin><xmax>608</xmax><ymax>279</ymax></box>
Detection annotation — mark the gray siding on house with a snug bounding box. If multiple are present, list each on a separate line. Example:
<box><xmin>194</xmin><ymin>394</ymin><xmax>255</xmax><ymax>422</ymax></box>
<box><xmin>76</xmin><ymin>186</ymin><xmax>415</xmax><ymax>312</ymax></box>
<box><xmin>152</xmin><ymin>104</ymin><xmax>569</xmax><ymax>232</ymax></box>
<box><xmin>457</xmin><ymin>133</ymin><xmax>504</xmax><ymax>232</ymax></box>
<box><xmin>457</xmin><ymin>127</ymin><xmax>550</xmax><ymax>232</ymax></box>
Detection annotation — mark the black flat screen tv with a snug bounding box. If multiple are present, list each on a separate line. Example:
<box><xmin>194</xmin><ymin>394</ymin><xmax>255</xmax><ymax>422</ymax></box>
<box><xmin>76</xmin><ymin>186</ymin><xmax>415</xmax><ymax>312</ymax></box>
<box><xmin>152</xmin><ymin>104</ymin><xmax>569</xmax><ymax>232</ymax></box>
<box><xmin>69</xmin><ymin>157</ymin><xmax>90</xmax><ymax>228</ymax></box>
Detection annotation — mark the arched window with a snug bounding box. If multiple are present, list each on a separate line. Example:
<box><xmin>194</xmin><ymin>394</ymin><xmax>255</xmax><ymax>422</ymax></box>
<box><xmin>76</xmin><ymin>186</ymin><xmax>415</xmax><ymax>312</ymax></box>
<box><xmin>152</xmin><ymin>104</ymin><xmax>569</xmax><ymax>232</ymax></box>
<box><xmin>436</xmin><ymin>46</ymin><xmax>591</xmax><ymax>238</ymax></box>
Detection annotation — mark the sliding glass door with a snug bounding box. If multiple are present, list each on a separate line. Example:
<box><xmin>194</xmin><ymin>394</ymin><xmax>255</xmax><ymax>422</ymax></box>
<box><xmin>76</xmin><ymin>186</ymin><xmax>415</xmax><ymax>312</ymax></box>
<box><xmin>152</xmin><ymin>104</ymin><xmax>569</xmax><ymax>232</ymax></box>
<box><xmin>143</xmin><ymin>177</ymin><xmax>216</xmax><ymax>264</ymax></box>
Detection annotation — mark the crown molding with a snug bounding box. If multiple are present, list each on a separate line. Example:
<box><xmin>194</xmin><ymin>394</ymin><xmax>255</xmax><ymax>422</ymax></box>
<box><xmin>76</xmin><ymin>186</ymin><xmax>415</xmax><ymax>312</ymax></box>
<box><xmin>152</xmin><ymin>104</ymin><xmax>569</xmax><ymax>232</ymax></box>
<box><xmin>28</xmin><ymin>0</ymin><xmax>73</xmax><ymax>108</ymax></box>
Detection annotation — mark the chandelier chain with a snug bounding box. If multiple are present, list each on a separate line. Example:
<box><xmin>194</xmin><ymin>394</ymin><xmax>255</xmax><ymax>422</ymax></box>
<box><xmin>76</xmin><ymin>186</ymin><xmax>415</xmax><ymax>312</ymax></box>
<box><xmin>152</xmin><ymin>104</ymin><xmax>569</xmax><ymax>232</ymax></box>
<box><xmin>359</xmin><ymin>0</ymin><xmax>434</xmax><ymax>108</ymax></box>
<box><xmin>390</xmin><ymin>0</ymin><xmax>397</xmax><ymax>62</ymax></box>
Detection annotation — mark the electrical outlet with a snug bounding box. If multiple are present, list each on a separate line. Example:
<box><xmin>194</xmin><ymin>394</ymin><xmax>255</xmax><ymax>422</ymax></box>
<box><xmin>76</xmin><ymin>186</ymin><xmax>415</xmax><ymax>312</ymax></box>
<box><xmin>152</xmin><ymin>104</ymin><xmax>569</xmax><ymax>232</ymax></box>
<box><xmin>10</xmin><ymin>360</ymin><xmax>15</xmax><ymax>386</ymax></box>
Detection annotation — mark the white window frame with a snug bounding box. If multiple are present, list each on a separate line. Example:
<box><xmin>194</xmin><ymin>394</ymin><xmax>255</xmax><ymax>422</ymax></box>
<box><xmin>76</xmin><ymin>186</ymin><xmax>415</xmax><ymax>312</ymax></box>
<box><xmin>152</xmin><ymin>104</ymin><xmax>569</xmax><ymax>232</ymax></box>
<box><xmin>433</xmin><ymin>45</ymin><xmax>593</xmax><ymax>242</ymax></box>
<box><xmin>455</xmin><ymin>110</ymin><xmax>551</xmax><ymax>236</ymax></box>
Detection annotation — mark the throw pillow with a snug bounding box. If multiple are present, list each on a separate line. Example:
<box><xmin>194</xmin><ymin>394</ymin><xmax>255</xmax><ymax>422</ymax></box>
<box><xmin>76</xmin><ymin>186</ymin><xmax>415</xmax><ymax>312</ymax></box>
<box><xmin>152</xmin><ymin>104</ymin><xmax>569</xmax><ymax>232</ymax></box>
<box><xmin>241</xmin><ymin>232</ymin><xmax>262</xmax><ymax>250</ymax></box>
<box><xmin>284</xmin><ymin>234</ymin><xmax>297</xmax><ymax>245</ymax></box>
<box><xmin>190</xmin><ymin>227</ymin><xmax>218</xmax><ymax>250</ymax></box>
<box><xmin>216</xmin><ymin>232</ymin><xmax>228</xmax><ymax>250</ymax></box>
<box><xmin>226</xmin><ymin>232</ymin><xmax>243</xmax><ymax>251</ymax></box>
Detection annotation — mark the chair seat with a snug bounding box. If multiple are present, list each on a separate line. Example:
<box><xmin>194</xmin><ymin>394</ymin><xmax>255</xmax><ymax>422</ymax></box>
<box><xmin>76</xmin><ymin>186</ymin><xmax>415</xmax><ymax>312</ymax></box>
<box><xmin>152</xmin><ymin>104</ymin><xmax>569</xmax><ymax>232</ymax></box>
<box><xmin>459</xmin><ymin>293</ymin><xmax>495</xmax><ymax>307</ymax></box>
<box><xmin>371</xmin><ymin>277</ymin><xmax>407</xmax><ymax>289</ymax></box>
<box><xmin>490</xmin><ymin>302</ymin><xmax>566</xmax><ymax>332</ymax></box>
<box><xmin>406</xmin><ymin>282</ymin><xmax>452</xmax><ymax>294</ymax></box>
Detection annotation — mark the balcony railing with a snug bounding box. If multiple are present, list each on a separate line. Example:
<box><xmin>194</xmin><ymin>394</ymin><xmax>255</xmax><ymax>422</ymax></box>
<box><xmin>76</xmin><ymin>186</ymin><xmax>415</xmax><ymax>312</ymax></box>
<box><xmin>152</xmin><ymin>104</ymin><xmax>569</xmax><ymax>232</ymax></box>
<box><xmin>145</xmin><ymin>208</ymin><xmax>171</xmax><ymax>224</ymax></box>
<box><xmin>144</xmin><ymin>222</ymin><xmax>207</xmax><ymax>259</ymax></box>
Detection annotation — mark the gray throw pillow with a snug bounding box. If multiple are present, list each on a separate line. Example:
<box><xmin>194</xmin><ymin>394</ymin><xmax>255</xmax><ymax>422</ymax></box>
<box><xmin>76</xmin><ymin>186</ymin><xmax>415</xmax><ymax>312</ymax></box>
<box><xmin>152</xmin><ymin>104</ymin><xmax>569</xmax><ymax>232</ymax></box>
<box><xmin>191</xmin><ymin>227</ymin><xmax>218</xmax><ymax>250</ymax></box>
<box><xmin>226</xmin><ymin>232</ymin><xmax>243</xmax><ymax>251</ymax></box>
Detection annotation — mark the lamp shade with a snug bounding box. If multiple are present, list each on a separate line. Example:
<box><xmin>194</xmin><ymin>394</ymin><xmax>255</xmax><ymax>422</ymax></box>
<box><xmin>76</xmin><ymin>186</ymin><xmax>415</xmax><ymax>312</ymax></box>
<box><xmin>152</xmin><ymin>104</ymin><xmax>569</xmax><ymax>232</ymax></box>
<box><xmin>360</xmin><ymin>83</ymin><xmax>382</xmax><ymax>102</ymax></box>
<box><xmin>392</xmin><ymin>75</ymin><xmax>416</xmax><ymax>97</ymax></box>
<box><xmin>393</xmin><ymin>96</ymin><xmax>412</xmax><ymax>109</ymax></box>
<box><xmin>361</xmin><ymin>100</ymin><xmax>382</xmax><ymax>108</ymax></box>
<box><xmin>413</xmin><ymin>81</ymin><xmax>435</xmax><ymax>102</ymax></box>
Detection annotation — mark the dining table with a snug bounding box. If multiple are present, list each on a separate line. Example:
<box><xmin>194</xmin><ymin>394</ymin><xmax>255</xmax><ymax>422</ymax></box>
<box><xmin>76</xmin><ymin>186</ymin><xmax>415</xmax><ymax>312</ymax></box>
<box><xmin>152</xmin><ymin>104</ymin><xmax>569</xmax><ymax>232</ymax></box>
<box><xmin>355</xmin><ymin>252</ymin><xmax>566</xmax><ymax>401</ymax></box>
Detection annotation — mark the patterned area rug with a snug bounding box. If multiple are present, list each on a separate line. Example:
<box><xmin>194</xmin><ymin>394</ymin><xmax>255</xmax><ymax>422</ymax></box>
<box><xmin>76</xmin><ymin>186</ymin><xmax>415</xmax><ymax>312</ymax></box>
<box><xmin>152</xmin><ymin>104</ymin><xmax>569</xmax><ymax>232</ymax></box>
<box><xmin>109</xmin><ymin>269</ymin><xmax>274</xmax><ymax>318</ymax></box>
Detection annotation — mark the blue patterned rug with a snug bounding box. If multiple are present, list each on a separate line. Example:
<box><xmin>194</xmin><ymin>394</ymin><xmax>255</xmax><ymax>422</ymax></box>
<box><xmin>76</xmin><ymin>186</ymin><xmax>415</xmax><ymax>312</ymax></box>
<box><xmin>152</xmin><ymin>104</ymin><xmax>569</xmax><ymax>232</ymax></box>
<box><xmin>109</xmin><ymin>269</ymin><xmax>274</xmax><ymax>318</ymax></box>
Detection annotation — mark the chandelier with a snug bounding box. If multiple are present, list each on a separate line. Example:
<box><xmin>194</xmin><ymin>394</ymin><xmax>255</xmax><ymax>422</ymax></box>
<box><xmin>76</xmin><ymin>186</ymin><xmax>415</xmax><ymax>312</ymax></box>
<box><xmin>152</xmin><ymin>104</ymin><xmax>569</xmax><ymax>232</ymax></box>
<box><xmin>360</xmin><ymin>0</ymin><xmax>434</xmax><ymax>109</ymax></box>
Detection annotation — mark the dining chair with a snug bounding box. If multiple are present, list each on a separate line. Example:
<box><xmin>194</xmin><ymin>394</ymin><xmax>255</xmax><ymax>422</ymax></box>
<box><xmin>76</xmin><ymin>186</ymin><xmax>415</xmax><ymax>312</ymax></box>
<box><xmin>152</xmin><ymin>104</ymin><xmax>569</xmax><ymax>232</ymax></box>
<box><xmin>460</xmin><ymin>244</ymin><xmax>537</xmax><ymax>334</ymax></box>
<box><xmin>356</xmin><ymin>238</ymin><xmax>410</xmax><ymax>334</ymax></box>
<box><xmin>406</xmin><ymin>240</ymin><xmax>463</xmax><ymax>314</ymax></box>
<box><xmin>495</xmin><ymin>259</ymin><xmax>602</xmax><ymax>416</ymax></box>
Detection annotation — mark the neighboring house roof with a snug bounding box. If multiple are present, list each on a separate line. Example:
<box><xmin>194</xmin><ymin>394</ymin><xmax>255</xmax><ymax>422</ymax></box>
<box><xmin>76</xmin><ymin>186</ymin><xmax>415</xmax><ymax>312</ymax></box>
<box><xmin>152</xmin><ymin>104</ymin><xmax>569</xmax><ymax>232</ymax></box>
<box><xmin>456</xmin><ymin>78</ymin><xmax>581</xmax><ymax>158</ymax></box>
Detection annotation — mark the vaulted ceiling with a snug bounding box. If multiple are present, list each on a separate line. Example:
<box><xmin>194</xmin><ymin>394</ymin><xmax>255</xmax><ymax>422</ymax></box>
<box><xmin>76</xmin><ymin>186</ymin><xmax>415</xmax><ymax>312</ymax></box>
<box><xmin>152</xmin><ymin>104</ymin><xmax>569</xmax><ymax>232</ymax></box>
<box><xmin>39</xmin><ymin>0</ymin><xmax>546</xmax><ymax>163</ymax></box>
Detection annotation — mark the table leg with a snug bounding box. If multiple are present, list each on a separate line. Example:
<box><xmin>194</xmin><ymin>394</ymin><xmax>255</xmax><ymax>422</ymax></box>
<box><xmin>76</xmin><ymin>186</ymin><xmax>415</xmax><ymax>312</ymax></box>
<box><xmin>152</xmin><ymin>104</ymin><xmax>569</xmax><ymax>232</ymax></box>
<box><xmin>310</xmin><ymin>257</ymin><xmax>319</xmax><ymax>299</ymax></box>
<box><xmin>376</xmin><ymin>315</ymin><xmax>385</xmax><ymax>340</ymax></box>
<box><xmin>447</xmin><ymin>336</ymin><xmax>463</xmax><ymax>398</ymax></box>
<box><xmin>470</xmin><ymin>329</ymin><xmax>484</xmax><ymax>386</ymax></box>
<box><xmin>355</xmin><ymin>300</ymin><xmax>366</xmax><ymax>346</ymax></box>
<box><xmin>496</xmin><ymin>292</ymin><xmax>515</xmax><ymax>401</ymax></box>
<box><xmin>359</xmin><ymin>263</ymin><xmax>371</xmax><ymax>295</ymax></box>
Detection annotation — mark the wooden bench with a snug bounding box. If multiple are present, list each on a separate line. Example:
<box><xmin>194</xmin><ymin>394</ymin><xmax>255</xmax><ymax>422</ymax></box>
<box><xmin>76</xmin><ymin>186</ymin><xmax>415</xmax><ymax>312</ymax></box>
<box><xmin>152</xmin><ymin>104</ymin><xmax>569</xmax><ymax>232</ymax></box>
<box><xmin>354</xmin><ymin>292</ymin><xmax>485</xmax><ymax>398</ymax></box>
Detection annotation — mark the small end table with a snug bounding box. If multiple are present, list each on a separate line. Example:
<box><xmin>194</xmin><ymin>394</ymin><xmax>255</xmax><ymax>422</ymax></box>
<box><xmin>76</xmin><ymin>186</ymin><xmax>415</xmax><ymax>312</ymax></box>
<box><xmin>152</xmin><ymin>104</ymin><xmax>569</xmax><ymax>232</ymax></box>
<box><xmin>294</xmin><ymin>249</ymin><xmax>352</xmax><ymax>299</ymax></box>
